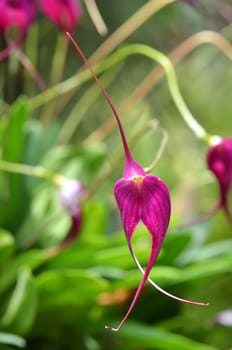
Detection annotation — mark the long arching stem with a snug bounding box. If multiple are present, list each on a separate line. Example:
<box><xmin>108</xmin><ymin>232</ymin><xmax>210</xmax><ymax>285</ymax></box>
<box><xmin>123</xmin><ymin>44</ymin><xmax>210</xmax><ymax>142</ymax></box>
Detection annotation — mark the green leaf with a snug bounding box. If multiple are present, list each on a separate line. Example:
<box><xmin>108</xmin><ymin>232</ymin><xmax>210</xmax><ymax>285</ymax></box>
<box><xmin>159</xmin><ymin>231</ymin><xmax>192</xmax><ymax>265</ymax></box>
<box><xmin>0</xmin><ymin>332</ymin><xmax>26</xmax><ymax>348</ymax></box>
<box><xmin>118</xmin><ymin>321</ymin><xmax>218</xmax><ymax>350</ymax></box>
<box><xmin>3</xmin><ymin>97</ymin><xmax>29</xmax><ymax>163</ymax></box>
<box><xmin>0</xmin><ymin>250</ymin><xmax>46</xmax><ymax>297</ymax></box>
<box><xmin>1</xmin><ymin>267</ymin><xmax>38</xmax><ymax>335</ymax></box>
<box><xmin>0</xmin><ymin>97</ymin><xmax>30</xmax><ymax>229</ymax></box>
<box><xmin>0</xmin><ymin>230</ymin><xmax>15</xmax><ymax>265</ymax></box>
<box><xmin>41</xmin><ymin>143</ymin><xmax>107</xmax><ymax>182</ymax></box>
<box><xmin>177</xmin><ymin>239</ymin><xmax>232</xmax><ymax>265</ymax></box>
<box><xmin>37</xmin><ymin>269</ymin><xmax>109</xmax><ymax>310</ymax></box>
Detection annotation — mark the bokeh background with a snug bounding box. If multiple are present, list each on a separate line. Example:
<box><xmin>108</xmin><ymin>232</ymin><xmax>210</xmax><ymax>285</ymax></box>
<box><xmin>0</xmin><ymin>1</ymin><xmax>232</xmax><ymax>349</ymax></box>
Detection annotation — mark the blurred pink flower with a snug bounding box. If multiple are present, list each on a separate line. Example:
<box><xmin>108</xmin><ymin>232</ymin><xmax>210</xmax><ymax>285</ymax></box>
<box><xmin>0</xmin><ymin>0</ymin><xmax>36</xmax><ymax>37</ymax></box>
<box><xmin>0</xmin><ymin>0</ymin><xmax>36</xmax><ymax>60</ymax></box>
<box><xmin>207</xmin><ymin>138</ymin><xmax>232</xmax><ymax>224</ymax></box>
<box><xmin>39</xmin><ymin>0</ymin><xmax>82</xmax><ymax>32</ymax></box>
<box><xmin>59</xmin><ymin>178</ymin><xmax>86</xmax><ymax>246</ymax></box>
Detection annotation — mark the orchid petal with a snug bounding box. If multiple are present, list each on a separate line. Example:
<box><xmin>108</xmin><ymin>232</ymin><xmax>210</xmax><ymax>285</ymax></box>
<box><xmin>114</xmin><ymin>178</ymin><xmax>140</xmax><ymax>241</ymax></box>
<box><xmin>140</xmin><ymin>174</ymin><xmax>171</xmax><ymax>256</ymax></box>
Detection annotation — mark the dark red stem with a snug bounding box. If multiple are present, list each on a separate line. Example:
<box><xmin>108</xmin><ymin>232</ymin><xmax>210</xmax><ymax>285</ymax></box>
<box><xmin>65</xmin><ymin>32</ymin><xmax>133</xmax><ymax>163</ymax></box>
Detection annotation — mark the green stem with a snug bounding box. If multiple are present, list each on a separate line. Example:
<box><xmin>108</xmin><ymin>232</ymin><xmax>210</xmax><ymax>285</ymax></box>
<box><xmin>0</xmin><ymin>160</ymin><xmax>64</xmax><ymax>186</ymax></box>
<box><xmin>125</xmin><ymin>44</ymin><xmax>210</xmax><ymax>142</ymax></box>
<box><xmin>27</xmin><ymin>43</ymin><xmax>209</xmax><ymax>142</ymax></box>
<box><xmin>28</xmin><ymin>50</ymin><xmax>131</xmax><ymax>110</ymax></box>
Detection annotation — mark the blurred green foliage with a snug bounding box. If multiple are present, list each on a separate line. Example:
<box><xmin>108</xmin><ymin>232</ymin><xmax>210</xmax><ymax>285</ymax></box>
<box><xmin>1</xmin><ymin>1</ymin><xmax>232</xmax><ymax>349</ymax></box>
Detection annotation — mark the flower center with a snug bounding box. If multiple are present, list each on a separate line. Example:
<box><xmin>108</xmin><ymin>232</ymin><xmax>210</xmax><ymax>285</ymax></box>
<box><xmin>132</xmin><ymin>175</ymin><xmax>144</xmax><ymax>186</ymax></box>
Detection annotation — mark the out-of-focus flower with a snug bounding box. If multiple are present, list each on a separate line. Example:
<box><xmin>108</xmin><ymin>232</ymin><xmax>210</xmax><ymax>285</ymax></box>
<box><xmin>59</xmin><ymin>178</ymin><xmax>86</xmax><ymax>246</ymax></box>
<box><xmin>39</xmin><ymin>0</ymin><xmax>82</xmax><ymax>32</ymax></box>
<box><xmin>215</xmin><ymin>308</ymin><xmax>232</xmax><ymax>327</ymax></box>
<box><xmin>0</xmin><ymin>0</ymin><xmax>36</xmax><ymax>60</ymax></box>
<box><xmin>207</xmin><ymin>137</ymin><xmax>232</xmax><ymax>223</ymax></box>
<box><xmin>0</xmin><ymin>0</ymin><xmax>36</xmax><ymax>37</ymax></box>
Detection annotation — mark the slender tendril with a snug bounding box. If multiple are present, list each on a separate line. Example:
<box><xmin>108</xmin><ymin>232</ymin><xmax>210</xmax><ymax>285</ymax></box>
<box><xmin>122</xmin><ymin>44</ymin><xmax>210</xmax><ymax>142</ymax></box>
<box><xmin>84</xmin><ymin>0</ymin><xmax>108</xmax><ymax>36</ymax></box>
<box><xmin>85</xmin><ymin>30</ymin><xmax>232</xmax><ymax>145</ymax></box>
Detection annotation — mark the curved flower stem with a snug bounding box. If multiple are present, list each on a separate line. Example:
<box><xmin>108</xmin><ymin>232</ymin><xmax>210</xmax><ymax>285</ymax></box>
<box><xmin>85</xmin><ymin>30</ymin><xmax>232</xmax><ymax>145</ymax></box>
<box><xmin>27</xmin><ymin>51</ymin><xmax>128</xmax><ymax>110</ymax></box>
<box><xmin>144</xmin><ymin>120</ymin><xmax>168</xmax><ymax>172</ymax></box>
<box><xmin>66</xmin><ymin>32</ymin><xmax>135</xmax><ymax>172</ymax></box>
<box><xmin>26</xmin><ymin>31</ymin><xmax>230</xmax><ymax>113</ymax></box>
<box><xmin>0</xmin><ymin>160</ymin><xmax>64</xmax><ymax>186</ymax></box>
<box><xmin>121</xmin><ymin>44</ymin><xmax>210</xmax><ymax>142</ymax></box>
<box><xmin>66</xmin><ymin>34</ymin><xmax>210</xmax><ymax>156</ymax></box>
<box><xmin>58</xmin><ymin>64</ymin><xmax>122</xmax><ymax>143</ymax></box>
<box><xmin>21</xmin><ymin>31</ymin><xmax>231</xmax><ymax>146</ymax></box>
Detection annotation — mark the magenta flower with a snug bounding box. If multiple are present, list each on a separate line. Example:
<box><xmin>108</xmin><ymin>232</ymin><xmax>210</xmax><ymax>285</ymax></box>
<box><xmin>0</xmin><ymin>0</ymin><xmax>36</xmax><ymax>36</ymax></box>
<box><xmin>59</xmin><ymin>178</ymin><xmax>86</xmax><ymax>247</ymax></box>
<box><xmin>0</xmin><ymin>0</ymin><xmax>36</xmax><ymax>60</ymax></box>
<box><xmin>66</xmin><ymin>33</ymin><xmax>208</xmax><ymax>331</ymax></box>
<box><xmin>39</xmin><ymin>0</ymin><xmax>82</xmax><ymax>32</ymax></box>
<box><xmin>207</xmin><ymin>138</ymin><xmax>232</xmax><ymax>223</ymax></box>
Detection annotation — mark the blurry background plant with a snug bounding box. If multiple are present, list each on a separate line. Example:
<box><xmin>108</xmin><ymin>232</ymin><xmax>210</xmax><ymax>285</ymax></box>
<box><xmin>1</xmin><ymin>0</ymin><xmax>232</xmax><ymax>349</ymax></box>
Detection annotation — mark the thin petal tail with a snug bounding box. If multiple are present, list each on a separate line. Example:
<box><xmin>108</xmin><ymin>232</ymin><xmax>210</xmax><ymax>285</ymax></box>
<box><xmin>105</xmin><ymin>238</ymin><xmax>157</xmax><ymax>332</ymax></box>
<box><xmin>129</xmin><ymin>242</ymin><xmax>208</xmax><ymax>307</ymax></box>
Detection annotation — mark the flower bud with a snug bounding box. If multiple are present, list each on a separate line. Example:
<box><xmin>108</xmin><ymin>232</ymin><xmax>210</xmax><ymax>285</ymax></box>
<box><xmin>59</xmin><ymin>178</ymin><xmax>85</xmax><ymax>216</ymax></box>
<box><xmin>59</xmin><ymin>178</ymin><xmax>86</xmax><ymax>247</ymax></box>
<box><xmin>39</xmin><ymin>0</ymin><xmax>82</xmax><ymax>32</ymax></box>
<box><xmin>0</xmin><ymin>0</ymin><xmax>36</xmax><ymax>38</ymax></box>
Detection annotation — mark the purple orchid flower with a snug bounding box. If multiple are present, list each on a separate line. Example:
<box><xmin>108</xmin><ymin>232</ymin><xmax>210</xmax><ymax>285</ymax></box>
<box><xmin>59</xmin><ymin>178</ymin><xmax>86</xmax><ymax>247</ymax></box>
<box><xmin>207</xmin><ymin>137</ymin><xmax>232</xmax><ymax>224</ymax></box>
<box><xmin>66</xmin><ymin>32</ymin><xmax>208</xmax><ymax>331</ymax></box>
<box><xmin>0</xmin><ymin>0</ymin><xmax>36</xmax><ymax>60</ymax></box>
<box><xmin>39</xmin><ymin>0</ymin><xmax>82</xmax><ymax>32</ymax></box>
